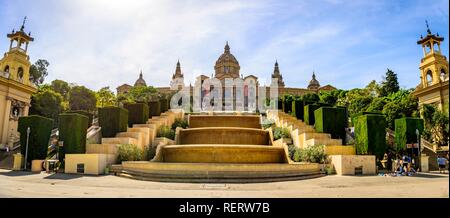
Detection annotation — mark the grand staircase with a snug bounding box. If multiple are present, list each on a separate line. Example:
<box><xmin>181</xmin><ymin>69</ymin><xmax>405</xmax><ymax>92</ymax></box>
<box><xmin>267</xmin><ymin>110</ymin><xmax>356</xmax><ymax>155</ymax></box>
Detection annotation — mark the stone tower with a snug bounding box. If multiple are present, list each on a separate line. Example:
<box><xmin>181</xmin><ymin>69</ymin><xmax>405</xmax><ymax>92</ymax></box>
<box><xmin>271</xmin><ymin>60</ymin><xmax>285</xmax><ymax>88</ymax></box>
<box><xmin>0</xmin><ymin>17</ymin><xmax>37</xmax><ymax>147</ymax></box>
<box><xmin>170</xmin><ymin>60</ymin><xmax>184</xmax><ymax>89</ymax></box>
<box><xmin>412</xmin><ymin>21</ymin><xmax>449</xmax><ymax>112</ymax></box>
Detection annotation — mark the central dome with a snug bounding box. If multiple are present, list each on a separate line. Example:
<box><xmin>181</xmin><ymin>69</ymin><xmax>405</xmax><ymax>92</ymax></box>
<box><xmin>214</xmin><ymin>42</ymin><xmax>240</xmax><ymax>79</ymax></box>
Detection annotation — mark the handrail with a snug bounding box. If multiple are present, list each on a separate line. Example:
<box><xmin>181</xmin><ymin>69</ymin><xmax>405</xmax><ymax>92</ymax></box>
<box><xmin>420</xmin><ymin>138</ymin><xmax>436</xmax><ymax>153</ymax></box>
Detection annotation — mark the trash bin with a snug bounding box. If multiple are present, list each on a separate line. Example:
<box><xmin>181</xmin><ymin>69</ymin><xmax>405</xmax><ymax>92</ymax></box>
<box><xmin>12</xmin><ymin>153</ymin><xmax>23</xmax><ymax>171</ymax></box>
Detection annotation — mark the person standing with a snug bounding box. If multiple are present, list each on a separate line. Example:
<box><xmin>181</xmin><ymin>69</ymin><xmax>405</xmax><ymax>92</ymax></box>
<box><xmin>437</xmin><ymin>156</ymin><xmax>447</xmax><ymax>174</ymax></box>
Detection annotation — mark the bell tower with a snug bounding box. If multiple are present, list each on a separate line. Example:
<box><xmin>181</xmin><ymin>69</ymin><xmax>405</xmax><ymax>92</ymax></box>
<box><xmin>417</xmin><ymin>20</ymin><xmax>448</xmax><ymax>87</ymax></box>
<box><xmin>413</xmin><ymin>21</ymin><xmax>449</xmax><ymax>112</ymax></box>
<box><xmin>0</xmin><ymin>17</ymin><xmax>37</xmax><ymax>147</ymax></box>
<box><xmin>0</xmin><ymin>16</ymin><xmax>34</xmax><ymax>86</ymax></box>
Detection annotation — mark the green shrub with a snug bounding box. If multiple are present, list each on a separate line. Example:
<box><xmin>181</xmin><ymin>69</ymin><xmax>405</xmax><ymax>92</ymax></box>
<box><xmin>171</xmin><ymin>118</ymin><xmax>189</xmax><ymax>130</ymax></box>
<box><xmin>300</xmin><ymin>145</ymin><xmax>327</xmax><ymax>163</ymax></box>
<box><xmin>18</xmin><ymin>115</ymin><xmax>53</xmax><ymax>165</ymax></box>
<box><xmin>261</xmin><ymin>119</ymin><xmax>275</xmax><ymax>129</ymax></box>
<box><xmin>65</xmin><ymin>110</ymin><xmax>93</xmax><ymax>126</ymax></box>
<box><xmin>314</xmin><ymin>107</ymin><xmax>347</xmax><ymax>144</ymax></box>
<box><xmin>354</xmin><ymin>114</ymin><xmax>387</xmax><ymax>159</ymax></box>
<box><xmin>118</xmin><ymin>144</ymin><xmax>143</xmax><ymax>162</ymax></box>
<box><xmin>273</xmin><ymin>127</ymin><xmax>291</xmax><ymax>140</ymax></box>
<box><xmin>293</xmin><ymin>148</ymin><xmax>302</xmax><ymax>162</ymax></box>
<box><xmin>287</xmin><ymin>144</ymin><xmax>296</xmax><ymax>160</ymax></box>
<box><xmin>160</xmin><ymin>98</ymin><xmax>169</xmax><ymax>113</ymax></box>
<box><xmin>58</xmin><ymin>113</ymin><xmax>89</xmax><ymax>160</ymax></box>
<box><xmin>98</xmin><ymin>107</ymin><xmax>128</xmax><ymax>137</ymax></box>
<box><xmin>148</xmin><ymin>101</ymin><xmax>161</xmax><ymax>118</ymax></box>
<box><xmin>304</xmin><ymin>104</ymin><xmax>322</xmax><ymax>125</ymax></box>
<box><xmin>394</xmin><ymin>117</ymin><xmax>424</xmax><ymax>151</ymax></box>
<box><xmin>157</xmin><ymin>125</ymin><xmax>175</xmax><ymax>140</ymax></box>
<box><xmin>124</xmin><ymin>103</ymin><xmax>149</xmax><ymax>127</ymax></box>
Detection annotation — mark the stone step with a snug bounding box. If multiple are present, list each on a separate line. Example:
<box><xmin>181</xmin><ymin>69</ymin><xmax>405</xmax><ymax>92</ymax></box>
<box><xmin>300</xmin><ymin>132</ymin><xmax>332</xmax><ymax>141</ymax></box>
<box><xmin>304</xmin><ymin>138</ymin><xmax>343</xmax><ymax>147</ymax></box>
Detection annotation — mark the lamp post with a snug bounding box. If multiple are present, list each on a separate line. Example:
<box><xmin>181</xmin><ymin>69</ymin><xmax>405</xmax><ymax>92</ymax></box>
<box><xmin>24</xmin><ymin>127</ymin><xmax>30</xmax><ymax>170</ymax></box>
<box><xmin>415</xmin><ymin>129</ymin><xmax>421</xmax><ymax>172</ymax></box>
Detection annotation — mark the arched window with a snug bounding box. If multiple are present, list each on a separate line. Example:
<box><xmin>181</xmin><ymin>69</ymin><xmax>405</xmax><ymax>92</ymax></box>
<box><xmin>4</xmin><ymin>65</ymin><xmax>9</xmax><ymax>73</ymax></box>
<box><xmin>426</xmin><ymin>70</ymin><xmax>433</xmax><ymax>86</ymax></box>
<box><xmin>441</xmin><ymin>68</ymin><xmax>448</xmax><ymax>81</ymax></box>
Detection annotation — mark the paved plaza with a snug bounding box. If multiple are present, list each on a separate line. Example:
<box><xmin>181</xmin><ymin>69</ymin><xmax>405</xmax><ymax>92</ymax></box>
<box><xmin>0</xmin><ymin>169</ymin><xmax>447</xmax><ymax>198</ymax></box>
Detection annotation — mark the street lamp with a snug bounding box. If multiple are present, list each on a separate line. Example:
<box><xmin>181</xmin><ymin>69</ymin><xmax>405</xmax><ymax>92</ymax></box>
<box><xmin>24</xmin><ymin>127</ymin><xmax>30</xmax><ymax>170</ymax></box>
<box><xmin>415</xmin><ymin>129</ymin><xmax>421</xmax><ymax>172</ymax></box>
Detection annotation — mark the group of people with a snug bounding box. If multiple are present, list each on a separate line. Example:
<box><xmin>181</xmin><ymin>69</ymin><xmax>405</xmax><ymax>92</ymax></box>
<box><xmin>379</xmin><ymin>150</ymin><xmax>449</xmax><ymax>176</ymax></box>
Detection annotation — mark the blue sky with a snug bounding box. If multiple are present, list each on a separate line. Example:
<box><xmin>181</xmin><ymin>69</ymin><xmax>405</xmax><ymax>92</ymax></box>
<box><xmin>0</xmin><ymin>0</ymin><xmax>448</xmax><ymax>92</ymax></box>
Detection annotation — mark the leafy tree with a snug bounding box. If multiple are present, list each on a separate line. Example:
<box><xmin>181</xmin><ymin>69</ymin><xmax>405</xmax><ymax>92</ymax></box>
<box><xmin>381</xmin><ymin>90</ymin><xmax>419</xmax><ymax>129</ymax></box>
<box><xmin>29</xmin><ymin>59</ymin><xmax>49</xmax><ymax>85</ymax></box>
<box><xmin>128</xmin><ymin>86</ymin><xmax>158</xmax><ymax>102</ymax></box>
<box><xmin>379</xmin><ymin>68</ymin><xmax>399</xmax><ymax>97</ymax></box>
<box><xmin>50</xmin><ymin>79</ymin><xmax>71</xmax><ymax>100</ymax></box>
<box><xmin>421</xmin><ymin>104</ymin><xmax>449</xmax><ymax>146</ymax></box>
<box><xmin>30</xmin><ymin>85</ymin><xmax>64</xmax><ymax>125</ymax></box>
<box><xmin>366</xmin><ymin>97</ymin><xmax>387</xmax><ymax>113</ymax></box>
<box><xmin>302</xmin><ymin>93</ymin><xmax>319</xmax><ymax>102</ymax></box>
<box><xmin>337</xmin><ymin>88</ymin><xmax>372</xmax><ymax>116</ymax></box>
<box><xmin>365</xmin><ymin>80</ymin><xmax>381</xmax><ymax>97</ymax></box>
<box><xmin>318</xmin><ymin>90</ymin><xmax>342</xmax><ymax>106</ymax></box>
<box><xmin>96</xmin><ymin>86</ymin><xmax>116</xmax><ymax>107</ymax></box>
<box><xmin>68</xmin><ymin>86</ymin><xmax>97</xmax><ymax>112</ymax></box>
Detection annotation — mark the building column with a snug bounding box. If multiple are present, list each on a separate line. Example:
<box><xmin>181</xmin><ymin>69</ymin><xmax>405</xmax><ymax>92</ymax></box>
<box><xmin>1</xmin><ymin>97</ymin><xmax>12</xmax><ymax>145</ymax></box>
<box><xmin>23</xmin><ymin>103</ymin><xmax>30</xmax><ymax>116</ymax></box>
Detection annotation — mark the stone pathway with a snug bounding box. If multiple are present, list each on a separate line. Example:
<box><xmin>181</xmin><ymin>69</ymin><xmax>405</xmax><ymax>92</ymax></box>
<box><xmin>0</xmin><ymin>169</ymin><xmax>447</xmax><ymax>198</ymax></box>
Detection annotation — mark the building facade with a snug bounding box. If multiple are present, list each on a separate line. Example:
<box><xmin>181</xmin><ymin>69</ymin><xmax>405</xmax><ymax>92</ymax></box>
<box><xmin>0</xmin><ymin>18</ymin><xmax>37</xmax><ymax>147</ymax></box>
<box><xmin>117</xmin><ymin>42</ymin><xmax>336</xmax><ymax>107</ymax></box>
<box><xmin>412</xmin><ymin>22</ymin><xmax>449</xmax><ymax>113</ymax></box>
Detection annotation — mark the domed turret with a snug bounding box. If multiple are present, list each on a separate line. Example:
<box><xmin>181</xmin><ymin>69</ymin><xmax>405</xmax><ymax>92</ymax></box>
<box><xmin>307</xmin><ymin>72</ymin><xmax>320</xmax><ymax>90</ymax></box>
<box><xmin>134</xmin><ymin>71</ymin><xmax>147</xmax><ymax>87</ymax></box>
<box><xmin>214</xmin><ymin>41</ymin><xmax>240</xmax><ymax>80</ymax></box>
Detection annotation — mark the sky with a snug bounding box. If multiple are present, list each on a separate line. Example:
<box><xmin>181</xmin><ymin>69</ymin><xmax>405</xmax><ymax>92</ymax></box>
<box><xmin>0</xmin><ymin>0</ymin><xmax>448</xmax><ymax>92</ymax></box>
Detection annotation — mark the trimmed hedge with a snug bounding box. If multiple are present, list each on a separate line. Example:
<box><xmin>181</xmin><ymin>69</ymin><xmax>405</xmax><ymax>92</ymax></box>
<box><xmin>148</xmin><ymin>101</ymin><xmax>161</xmax><ymax>118</ymax></box>
<box><xmin>160</xmin><ymin>98</ymin><xmax>169</xmax><ymax>113</ymax></box>
<box><xmin>98</xmin><ymin>107</ymin><xmax>128</xmax><ymax>137</ymax></box>
<box><xmin>314</xmin><ymin>107</ymin><xmax>347</xmax><ymax>144</ymax></box>
<box><xmin>351</xmin><ymin>111</ymin><xmax>382</xmax><ymax>126</ymax></box>
<box><xmin>292</xmin><ymin>99</ymin><xmax>304</xmax><ymax>120</ymax></box>
<box><xmin>394</xmin><ymin>117</ymin><xmax>424</xmax><ymax>151</ymax></box>
<box><xmin>18</xmin><ymin>115</ymin><xmax>53</xmax><ymax>165</ymax></box>
<box><xmin>66</xmin><ymin>110</ymin><xmax>93</xmax><ymax>126</ymax></box>
<box><xmin>282</xmin><ymin>95</ymin><xmax>294</xmax><ymax>114</ymax></box>
<box><xmin>354</xmin><ymin>114</ymin><xmax>387</xmax><ymax>159</ymax></box>
<box><xmin>336</xmin><ymin>106</ymin><xmax>349</xmax><ymax>129</ymax></box>
<box><xmin>58</xmin><ymin>113</ymin><xmax>89</xmax><ymax>160</ymax></box>
<box><xmin>124</xmin><ymin>103</ymin><xmax>149</xmax><ymax>127</ymax></box>
<box><xmin>304</xmin><ymin>104</ymin><xmax>322</xmax><ymax>125</ymax></box>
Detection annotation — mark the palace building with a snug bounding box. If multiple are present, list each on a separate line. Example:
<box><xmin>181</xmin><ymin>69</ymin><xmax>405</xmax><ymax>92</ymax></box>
<box><xmin>0</xmin><ymin>18</ymin><xmax>37</xmax><ymax>147</ymax></box>
<box><xmin>412</xmin><ymin>22</ymin><xmax>449</xmax><ymax>113</ymax></box>
<box><xmin>117</xmin><ymin>42</ymin><xmax>336</xmax><ymax>105</ymax></box>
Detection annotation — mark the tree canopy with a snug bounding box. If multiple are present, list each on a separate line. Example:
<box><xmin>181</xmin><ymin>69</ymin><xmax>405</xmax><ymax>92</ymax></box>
<box><xmin>68</xmin><ymin>86</ymin><xmax>97</xmax><ymax>112</ymax></box>
<box><xmin>29</xmin><ymin>59</ymin><xmax>49</xmax><ymax>85</ymax></box>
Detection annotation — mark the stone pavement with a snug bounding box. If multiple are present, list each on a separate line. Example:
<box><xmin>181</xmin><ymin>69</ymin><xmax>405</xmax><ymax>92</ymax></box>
<box><xmin>0</xmin><ymin>169</ymin><xmax>447</xmax><ymax>198</ymax></box>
